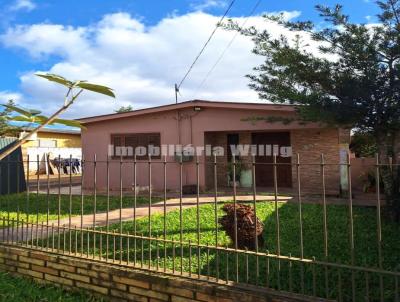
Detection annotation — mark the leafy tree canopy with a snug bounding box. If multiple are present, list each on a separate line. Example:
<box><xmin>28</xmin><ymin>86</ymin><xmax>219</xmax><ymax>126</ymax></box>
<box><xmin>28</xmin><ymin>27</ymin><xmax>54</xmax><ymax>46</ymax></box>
<box><xmin>0</xmin><ymin>100</ymin><xmax>21</xmax><ymax>137</ymax></box>
<box><xmin>225</xmin><ymin>1</ymin><xmax>400</xmax><ymax>136</ymax></box>
<box><xmin>226</xmin><ymin>0</ymin><xmax>400</xmax><ymax>219</ymax></box>
<box><xmin>115</xmin><ymin>105</ymin><xmax>133</xmax><ymax>113</ymax></box>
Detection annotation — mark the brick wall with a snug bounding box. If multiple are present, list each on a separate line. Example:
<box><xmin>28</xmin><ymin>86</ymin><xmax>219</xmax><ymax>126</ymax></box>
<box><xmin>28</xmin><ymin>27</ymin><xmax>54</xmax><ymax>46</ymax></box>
<box><xmin>291</xmin><ymin>128</ymin><xmax>349</xmax><ymax>194</ymax></box>
<box><xmin>0</xmin><ymin>244</ymin><xmax>330</xmax><ymax>302</ymax></box>
<box><xmin>205</xmin><ymin>129</ymin><xmax>349</xmax><ymax>194</ymax></box>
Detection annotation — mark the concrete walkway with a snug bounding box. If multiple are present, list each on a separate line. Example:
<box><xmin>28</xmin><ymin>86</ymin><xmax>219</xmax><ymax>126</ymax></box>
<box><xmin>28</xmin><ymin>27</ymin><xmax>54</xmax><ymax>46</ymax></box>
<box><xmin>0</xmin><ymin>190</ymin><xmax>382</xmax><ymax>243</ymax></box>
<box><xmin>0</xmin><ymin>195</ymin><xmax>292</xmax><ymax>242</ymax></box>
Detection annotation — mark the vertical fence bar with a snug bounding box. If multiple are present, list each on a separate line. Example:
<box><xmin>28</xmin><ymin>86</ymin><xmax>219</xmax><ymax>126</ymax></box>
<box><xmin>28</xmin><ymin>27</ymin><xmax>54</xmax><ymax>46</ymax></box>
<box><xmin>179</xmin><ymin>155</ymin><xmax>183</xmax><ymax>275</ymax></box>
<box><xmin>106</xmin><ymin>156</ymin><xmax>110</xmax><ymax>261</ymax></box>
<box><xmin>163</xmin><ymin>155</ymin><xmax>167</xmax><ymax>272</ymax></box>
<box><xmin>127</xmin><ymin>232</ymin><xmax>130</xmax><ymax>265</ymax></box>
<box><xmin>119</xmin><ymin>154</ymin><xmax>123</xmax><ymax>263</ymax></box>
<box><xmin>16</xmin><ymin>161</ymin><xmax>20</xmax><ymax>244</ymax></box>
<box><xmin>196</xmin><ymin>155</ymin><xmax>201</xmax><ymax>278</ymax></box>
<box><xmin>252</xmin><ymin>155</ymin><xmax>259</xmax><ymax>283</ymax></box>
<box><xmin>273</xmin><ymin>154</ymin><xmax>281</xmax><ymax>289</ymax></box>
<box><xmin>133</xmin><ymin>155</ymin><xmax>137</xmax><ymax>265</ymax></box>
<box><xmin>347</xmin><ymin>153</ymin><xmax>355</xmax><ymax>301</ymax></box>
<box><xmin>68</xmin><ymin>154</ymin><xmax>73</xmax><ymax>254</ymax></box>
<box><xmin>232</xmin><ymin>154</ymin><xmax>239</xmax><ymax>283</ymax></box>
<box><xmin>26</xmin><ymin>155</ymin><xmax>30</xmax><ymax>226</ymax></box>
<box><xmin>35</xmin><ymin>154</ymin><xmax>40</xmax><ymax>244</ymax></box>
<box><xmin>7</xmin><ymin>156</ymin><xmax>10</xmax><ymax>231</ymax></box>
<box><xmin>57</xmin><ymin>154</ymin><xmax>61</xmax><ymax>250</ymax></box>
<box><xmin>321</xmin><ymin>154</ymin><xmax>329</xmax><ymax>298</ymax></box>
<box><xmin>80</xmin><ymin>155</ymin><xmax>85</xmax><ymax>254</ymax></box>
<box><xmin>213</xmin><ymin>154</ymin><xmax>219</xmax><ymax>281</ymax></box>
<box><xmin>45</xmin><ymin>154</ymin><xmax>50</xmax><ymax>228</ymax></box>
<box><xmin>375</xmin><ymin>153</ymin><xmax>384</xmax><ymax>302</ymax></box>
<box><xmin>296</xmin><ymin>154</ymin><xmax>305</xmax><ymax>294</ymax></box>
<box><xmin>225</xmin><ymin>245</ymin><xmax>229</xmax><ymax>284</ymax></box>
<box><xmin>93</xmin><ymin>154</ymin><xmax>97</xmax><ymax>255</ymax></box>
<box><xmin>148</xmin><ymin>155</ymin><xmax>152</xmax><ymax>268</ymax></box>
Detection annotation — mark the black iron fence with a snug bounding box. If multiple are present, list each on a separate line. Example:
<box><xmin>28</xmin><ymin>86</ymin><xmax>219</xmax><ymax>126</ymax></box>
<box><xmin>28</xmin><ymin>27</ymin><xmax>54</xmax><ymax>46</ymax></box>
<box><xmin>0</xmin><ymin>153</ymin><xmax>399</xmax><ymax>302</ymax></box>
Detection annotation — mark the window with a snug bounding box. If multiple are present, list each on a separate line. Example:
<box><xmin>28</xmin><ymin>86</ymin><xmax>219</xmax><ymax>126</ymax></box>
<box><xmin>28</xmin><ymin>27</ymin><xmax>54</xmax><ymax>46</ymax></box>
<box><xmin>111</xmin><ymin>133</ymin><xmax>161</xmax><ymax>159</ymax></box>
<box><xmin>38</xmin><ymin>139</ymin><xmax>57</xmax><ymax>148</ymax></box>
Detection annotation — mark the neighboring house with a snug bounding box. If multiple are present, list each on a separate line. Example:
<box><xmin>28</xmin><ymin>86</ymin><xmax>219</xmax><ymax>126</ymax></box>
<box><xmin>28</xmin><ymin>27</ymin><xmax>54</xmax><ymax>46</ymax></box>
<box><xmin>19</xmin><ymin>128</ymin><xmax>82</xmax><ymax>175</ymax></box>
<box><xmin>79</xmin><ymin>100</ymin><xmax>350</xmax><ymax>194</ymax></box>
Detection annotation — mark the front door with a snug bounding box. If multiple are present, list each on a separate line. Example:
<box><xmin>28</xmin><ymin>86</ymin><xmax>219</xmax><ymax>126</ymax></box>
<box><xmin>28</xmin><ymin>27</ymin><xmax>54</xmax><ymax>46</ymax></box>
<box><xmin>252</xmin><ymin>132</ymin><xmax>292</xmax><ymax>187</ymax></box>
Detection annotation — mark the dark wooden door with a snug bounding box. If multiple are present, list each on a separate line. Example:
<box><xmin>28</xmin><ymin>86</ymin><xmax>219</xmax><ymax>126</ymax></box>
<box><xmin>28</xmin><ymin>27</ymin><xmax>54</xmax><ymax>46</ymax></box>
<box><xmin>252</xmin><ymin>132</ymin><xmax>292</xmax><ymax>187</ymax></box>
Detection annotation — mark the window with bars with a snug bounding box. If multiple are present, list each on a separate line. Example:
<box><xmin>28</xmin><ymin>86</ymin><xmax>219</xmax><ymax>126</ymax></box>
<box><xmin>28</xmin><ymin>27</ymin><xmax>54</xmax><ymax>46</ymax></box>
<box><xmin>111</xmin><ymin>133</ymin><xmax>161</xmax><ymax>159</ymax></box>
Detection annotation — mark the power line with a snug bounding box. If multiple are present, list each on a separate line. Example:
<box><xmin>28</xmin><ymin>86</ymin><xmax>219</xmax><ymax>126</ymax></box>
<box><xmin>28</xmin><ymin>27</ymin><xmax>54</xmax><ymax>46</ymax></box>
<box><xmin>175</xmin><ymin>0</ymin><xmax>236</xmax><ymax>100</ymax></box>
<box><xmin>195</xmin><ymin>0</ymin><xmax>263</xmax><ymax>94</ymax></box>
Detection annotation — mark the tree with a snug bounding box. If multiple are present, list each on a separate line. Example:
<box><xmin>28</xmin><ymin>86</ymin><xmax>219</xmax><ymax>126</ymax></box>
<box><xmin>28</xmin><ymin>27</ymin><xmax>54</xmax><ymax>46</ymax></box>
<box><xmin>115</xmin><ymin>105</ymin><xmax>133</xmax><ymax>113</ymax></box>
<box><xmin>226</xmin><ymin>0</ymin><xmax>400</xmax><ymax>220</ymax></box>
<box><xmin>0</xmin><ymin>73</ymin><xmax>115</xmax><ymax>161</ymax></box>
<box><xmin>0</xmin><ymin>100</ymin><xmax>20</xmax><ymax>137</ymax></box>
<box><xmin>350</xmin><ymin>131</ymin><xmax>378</xmax><ymax>158</ymax></box>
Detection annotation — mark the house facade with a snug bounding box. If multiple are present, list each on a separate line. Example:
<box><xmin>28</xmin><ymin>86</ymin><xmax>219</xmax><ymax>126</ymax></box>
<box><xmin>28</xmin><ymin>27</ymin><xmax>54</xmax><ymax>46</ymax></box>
<box><xmin>79</xmin><ymin>100</ymin><xmax>350</xmax><ymax>194</ymax></box>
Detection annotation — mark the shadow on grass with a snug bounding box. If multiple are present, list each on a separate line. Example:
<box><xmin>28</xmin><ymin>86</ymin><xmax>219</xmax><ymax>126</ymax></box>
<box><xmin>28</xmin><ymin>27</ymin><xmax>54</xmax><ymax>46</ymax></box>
<box><xmin>37</xmin><ymin>201</ymin><xmax>400</xmax><ymax>301</ymax></box>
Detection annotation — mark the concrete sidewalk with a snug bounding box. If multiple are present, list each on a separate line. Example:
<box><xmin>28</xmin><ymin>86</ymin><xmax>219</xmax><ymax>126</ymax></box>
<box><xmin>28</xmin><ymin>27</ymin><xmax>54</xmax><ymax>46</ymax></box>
<box><xmin>0</xmin><ymin>195</ymin><xmax>291</xmax><ymax>242</ymax></box>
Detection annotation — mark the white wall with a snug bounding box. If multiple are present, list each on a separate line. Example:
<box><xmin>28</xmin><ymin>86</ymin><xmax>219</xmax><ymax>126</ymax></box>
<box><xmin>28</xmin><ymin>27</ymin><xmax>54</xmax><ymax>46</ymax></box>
<box><xmin>26</xmin><ymin>147</ymin><xmax>82</xmax><ymax>173</ymax></box>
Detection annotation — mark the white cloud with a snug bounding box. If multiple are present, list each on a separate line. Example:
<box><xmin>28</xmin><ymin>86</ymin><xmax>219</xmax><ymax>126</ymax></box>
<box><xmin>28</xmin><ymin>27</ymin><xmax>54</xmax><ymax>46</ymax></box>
<box><xmin>1</xmin><ymin>10</ymin><xmax>310</xmax><ymax>119</ymax></box>
<box><xmin>0</xmin><ymin>91</ymin><xmax>23</xmax><ymax>103</ymax></box>
<box><xmin>10</xmin><ymin>0</ymin><xmax>36</xmax><ymax>12</ymax></box>
<box><xmin>191</xmin><ymin>0</ymin><xmax>227</xmax><ymax>11</ymax></box>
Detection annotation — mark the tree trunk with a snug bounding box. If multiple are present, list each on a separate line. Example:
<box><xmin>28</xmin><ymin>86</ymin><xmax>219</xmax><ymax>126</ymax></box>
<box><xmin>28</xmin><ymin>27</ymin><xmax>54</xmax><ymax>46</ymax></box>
<box><xmin>376</xmin><ymin>131</ymin><xmax>400</xmax><ymax>222</ymax></box>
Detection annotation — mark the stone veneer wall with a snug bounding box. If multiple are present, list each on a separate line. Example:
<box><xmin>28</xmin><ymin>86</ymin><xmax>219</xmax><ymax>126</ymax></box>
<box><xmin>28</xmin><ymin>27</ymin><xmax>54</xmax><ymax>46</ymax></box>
<box><xmin>0</xmin><ymin>245</ymin><xmax>331</xmax><ymax>302</ymax></box>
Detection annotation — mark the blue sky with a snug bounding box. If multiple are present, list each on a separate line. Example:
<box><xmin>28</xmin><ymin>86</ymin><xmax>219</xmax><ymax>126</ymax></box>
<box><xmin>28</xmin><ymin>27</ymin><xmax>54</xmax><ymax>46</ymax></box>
<box><xmin>0</xmin><ymin>0</ymin><xmax>380</xmax><ymax>118</ymax></box>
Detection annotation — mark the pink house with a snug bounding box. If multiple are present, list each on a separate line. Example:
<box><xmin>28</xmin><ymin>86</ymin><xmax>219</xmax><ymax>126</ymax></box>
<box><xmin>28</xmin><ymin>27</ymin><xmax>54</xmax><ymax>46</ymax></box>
<box><xmin>79</xmin><ymin>100</ymin><xmax>350</xmax><ymax>194</ymax></box>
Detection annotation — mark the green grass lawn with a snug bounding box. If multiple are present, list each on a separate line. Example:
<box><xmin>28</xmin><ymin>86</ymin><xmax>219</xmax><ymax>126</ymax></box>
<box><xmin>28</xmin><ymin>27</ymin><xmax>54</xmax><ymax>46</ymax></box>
<box><xmin>46</xmin><ymin>201</ymin><xmax>400</xmax><ymax>301</ymax></box>
<box><xmin>0</xmin><ymin>272</ymin><xmax>102</xmax><ymax>302</ymax></box>
<box><xmin>0</xmin><ymin>193</ymin><xmax>156</xmax><ymax>227</ymax></box>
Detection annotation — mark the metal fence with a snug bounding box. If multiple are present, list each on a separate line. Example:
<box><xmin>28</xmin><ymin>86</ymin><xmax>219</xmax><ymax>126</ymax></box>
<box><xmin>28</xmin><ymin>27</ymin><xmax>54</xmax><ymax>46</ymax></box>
<box><xmin>0</xmin><ymin>153</ymin><xmax>399</xmax><ymax>302</ymax></box>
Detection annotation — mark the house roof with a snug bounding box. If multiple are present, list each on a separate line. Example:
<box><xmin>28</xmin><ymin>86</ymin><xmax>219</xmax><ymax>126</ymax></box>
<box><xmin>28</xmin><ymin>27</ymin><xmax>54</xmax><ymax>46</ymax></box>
<box><xmin>20</xmin><ymin>127</ymin><xmax>80</xmax><ymax>135</ymax></box>
<box><xmin>0</xmin><ymin>137</ymin><xmax>17</xmax><ymax>153</ymax></box>
<box><xmin>79</xmin><ymin>100</ymin><xmax>296</xmax><ymax>124</ymax></box>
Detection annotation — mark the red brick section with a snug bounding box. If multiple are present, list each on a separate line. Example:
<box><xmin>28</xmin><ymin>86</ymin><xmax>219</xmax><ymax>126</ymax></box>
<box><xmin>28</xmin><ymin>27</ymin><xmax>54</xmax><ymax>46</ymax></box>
<box><xmin>0</xmin><ymin>245</ymin><xmax>333</xmax><ymax>302</ymax></box>
<box><xmin>205</xmin><ymin>128</ymin><xmax>351</xmax><ymax>194</ymax></box>
<box><xmin>291</xmin><ymin>128</ymin><xmax>350</xmax><ymax>194</ymax></box>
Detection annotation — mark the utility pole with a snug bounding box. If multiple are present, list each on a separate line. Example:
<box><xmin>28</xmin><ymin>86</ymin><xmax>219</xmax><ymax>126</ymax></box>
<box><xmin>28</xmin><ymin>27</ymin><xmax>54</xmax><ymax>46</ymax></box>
<box><xmin>174</xmin><ymin>84</ymin><xmax>179</xmax><ymax>104</ymax></box>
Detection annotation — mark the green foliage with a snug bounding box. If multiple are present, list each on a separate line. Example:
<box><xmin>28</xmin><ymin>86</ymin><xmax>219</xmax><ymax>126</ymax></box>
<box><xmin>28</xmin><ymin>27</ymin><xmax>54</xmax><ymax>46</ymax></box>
<box><xmin>0</xmin><ymin>100</ymin><xmax>20</xmax><ymax>137</ymax></box>
<box><xmin>225</xmin><ymin>0</ymin><xmax>400</xmax><ymax>219</ymax></box>
<box><xmin>224</xmin><ymin>1</ymin><xmax>400</xmax><ymax>133</ymax></box>
<box><xmin>36</xmin><ymin>73</ymin><xmax>115</xmax><ymax>98</ymax></box>
<box><xmin>0</xmin><ymin>193</ymin><xmax>157</xmax><ymax>228</ymax></box>
<box><xmin>350</xmin><ymin>131</ymin><xmax>378</xmax><ymax>157</ymax></box>
<box><xmin>2</xmin><ymin>73</ymin><xmax>115</xmax><ymax>131</ymax></box>
<box><xmin>51</xmin><ymin>202</ymin><xmax>400</xmax><ymax>300</ymax></box>
<box><xmin>2</xmin><ymin>103</ymin><xmax>85</xmax><ymax>129</ymax></box>
<box><xmin>0</xmin><ymin>272</ymin><xmax>102</xmax><ymax>301</ymax></box>
<box><xmin>115</xmin><ymin>105</ymin><xmax>133</xmax><ymax>113</ymax></box>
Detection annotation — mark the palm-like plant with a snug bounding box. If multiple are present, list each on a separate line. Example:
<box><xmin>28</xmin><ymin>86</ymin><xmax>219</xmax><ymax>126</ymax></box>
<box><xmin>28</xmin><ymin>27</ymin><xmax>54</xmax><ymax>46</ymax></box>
<box><xmin>4</xmin><ymin>104</ymin><xmax>84</xmax><ymax>129</ymax></box>
<box><xmin>0</xmin><ymin>73</ymin><xmax>115</xmax><ymax>160</ymax></box>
